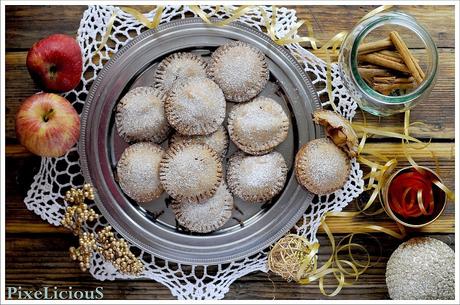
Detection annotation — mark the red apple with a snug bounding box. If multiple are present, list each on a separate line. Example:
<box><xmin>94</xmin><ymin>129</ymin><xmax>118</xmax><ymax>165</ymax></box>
<box><xmin>26</xmin><ymin>34</ymin><xmax>82</xmax><ymax>92</ymax></box>
<box><xmin>16</xmin><ymin>93</ymin><xmax>80</xmax><ymax>157</ymax></box>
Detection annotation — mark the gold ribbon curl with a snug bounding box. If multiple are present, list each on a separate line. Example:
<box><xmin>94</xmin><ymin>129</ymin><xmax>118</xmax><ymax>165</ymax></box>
<box><xmin>269</xmin><ymin>219</ymin><xmax>376</xmax><ymax>297</ymax></box>
<box><xmin>95</xmin><ymin>6</ymin><xmax>165</xmax><ymax>55</ymax></box>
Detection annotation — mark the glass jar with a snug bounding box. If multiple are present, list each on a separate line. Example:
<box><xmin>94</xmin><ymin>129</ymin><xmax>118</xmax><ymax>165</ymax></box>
<box><xmin>338</xmin><ymin>11</ymin><xmax>438</xmax><ymax>116</ymax></box>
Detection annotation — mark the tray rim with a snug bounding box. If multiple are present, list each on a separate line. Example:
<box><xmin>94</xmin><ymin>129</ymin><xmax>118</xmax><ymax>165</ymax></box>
<box><xmin>79</xmin><ymin>17</ymin><xmax>323</xmax><ymax>265</ymax></box>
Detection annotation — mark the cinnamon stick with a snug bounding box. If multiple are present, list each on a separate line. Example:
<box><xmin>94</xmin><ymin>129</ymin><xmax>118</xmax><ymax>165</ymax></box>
<box><xmin>389</xmin><ymin>31</ymin><xmax>425</xmax><ymax>84</ymax></box>
<box><xmin>358</xmin><ymin>37</ymin><xmax>393</xmax><ymax>54</ymax></box>
<box><xmin>374</xmin><ymin>76</ymin><xmax>415</xmax><ymax>84</ymax></box>
<box><xmin>378</xmin><ymin>50</ymin><xmax>402</xmax><ymax>59</ymax></box>
<box><xmin>373</xmin><ymin>83</ymin><xmax>416</xmax><ymax>95</ymax></box>
<box><xmin>358</xmin><ymin>67</ymin><xmax>394</xmax><ymax>78</ymax></box>
<box><xmin>359</xmin><ymin>53</ymin><xmax>410</xmax><ymax>73</ymax></box>
<box><xmin>376</xmin><ymin>51</ymin><xmax>404</xmax><ymax>64</ymax></box>
<box><xmin>372</xmin><ymin>76</ymin><xmax>396</xmax><ymax>84</ymax></box>
<box><xmin>378</xmin><ymin>50</ymin><xmax>419</xmax><ymax>62</ymax></box>
<box><xmin>359</xmin><ymin>52</ymin><xmax>405</xmax><ymax>65</ymax></box>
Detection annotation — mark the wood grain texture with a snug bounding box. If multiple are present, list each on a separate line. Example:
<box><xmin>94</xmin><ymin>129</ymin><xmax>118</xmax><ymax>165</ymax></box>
<box><xmin>4</xmin><ymin>4</ymin><xmax>456</xmax><ymax>300</ymax></box>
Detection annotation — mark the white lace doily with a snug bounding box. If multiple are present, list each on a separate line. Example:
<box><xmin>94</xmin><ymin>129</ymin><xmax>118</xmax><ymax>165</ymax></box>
<box><xmin>24</xmin><ymin>5</ymin><xmax>364</xmax><ymax>300</ymax></box>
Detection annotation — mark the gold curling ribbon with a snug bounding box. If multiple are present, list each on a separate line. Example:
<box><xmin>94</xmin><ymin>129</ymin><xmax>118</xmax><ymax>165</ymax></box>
<box><xmin>121</xmin><ymin>6</ymin><xmax>165</xmax><ymax>29</ymax></box>
<box><xmin>95</xmin><ymin>11</ymin><xmax>118</xmax><ymax>54</ymax></box>
<box><xmin>151</xmin><ymin>6</ymin><xmax>165</xmax><ymax>29</ymax></box>
<box><xmin>402</xmin><ymin>110</ymin><xmax>455</xmax><ymax>200</ymax></box>
<box><xmin>358</xmin><ymin>5</ymin><xmax>393</xmax><ymax>23</ymax></box>
<box><xmin>95</xmin><ymin>6</ymin><xmax>165</xmax><ymax>56</ymax></box>
<box><xmin>269</xmin><ymin>218</ymin><xmax>375</xmax><ymax>297</ymax></box>
<box><xmin>189</xmin><ymin>5</ymin><xmax>253</xmax><ymax>27</ymax></box>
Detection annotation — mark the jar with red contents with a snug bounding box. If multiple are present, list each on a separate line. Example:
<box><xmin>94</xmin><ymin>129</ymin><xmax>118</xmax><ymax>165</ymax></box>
<box><xmin>381</xmin><ymin>166</ymin><xmax>447</xmax><ymax>227</ymax></box>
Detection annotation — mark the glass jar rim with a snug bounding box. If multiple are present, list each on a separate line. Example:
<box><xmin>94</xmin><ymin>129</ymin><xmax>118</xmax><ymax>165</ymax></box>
<box><xmin>350</xmin><ymin>11</ymin><xmax>438</xmax><ymax>105</ymax></box>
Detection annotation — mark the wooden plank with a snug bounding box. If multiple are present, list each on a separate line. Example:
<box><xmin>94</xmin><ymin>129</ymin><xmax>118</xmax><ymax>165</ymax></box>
<box><xmin>4</xmin><ymin>234</ymin><xmax>454</xmax><ymax>299</ymax></box>
<box><xmin>5</xmin><ymin>144</ymin><xmax>33</xmax><ymax>157</ymax></box>
<box><xmin>294</xmin><ymin>5</ymin><xmax>455</xmax><ymax>49</ymax></box>
<box><xmin>5</xmin><ymin>48</ymin><xmax>455</xmax><ymax>140</ymax></box>
<box><xmin>5</xmin><ymin>5</ymin><xmax>455</xmax><ymax>50</ymax></box>
<box><xmin>5</xmin><ymin>142</ymin><xmax>455</xmax><ymax>235</ymax></box>
<box><xmin>5</xmin><ymin>5</ymin><xmax>86</xmax><ymax>50</ymax></box>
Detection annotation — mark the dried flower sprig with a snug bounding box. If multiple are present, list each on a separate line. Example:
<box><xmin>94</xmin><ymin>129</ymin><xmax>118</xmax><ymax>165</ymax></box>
<box><xmin>62</xmin><ymin>184</ymin><xmax>143</xmax><ymax>276</ymax></box>
<box><xmin>61</xmin><ymin>184</ymin><xmax>98</xmax><ymax>235</ymax></box>
<box><xmin>97</xmin><ymin>226</ymin><xmax>144</xmax><ymax>275</ymax></box>
<box><xmin>70</xmin><ymin>232</ymin><xmax>97</xmax><ymax>271</ymax></box>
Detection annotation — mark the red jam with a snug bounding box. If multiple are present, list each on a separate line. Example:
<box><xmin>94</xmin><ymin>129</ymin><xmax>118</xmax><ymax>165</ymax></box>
<box><xmin>388</xmin><ymin>168</ymin><xmax>438</xmax><ymax>219</ymax></box>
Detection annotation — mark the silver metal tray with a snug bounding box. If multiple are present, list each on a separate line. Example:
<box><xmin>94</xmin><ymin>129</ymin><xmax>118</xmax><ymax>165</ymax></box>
<box><xmin>80</xmin><ymin>18</ymin><xmax>322</xmax><ymax>265</ymax></box>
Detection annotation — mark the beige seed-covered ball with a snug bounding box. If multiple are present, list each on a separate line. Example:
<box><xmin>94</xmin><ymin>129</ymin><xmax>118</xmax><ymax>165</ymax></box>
<box><xmin>386</xmin><ymin>237</ymin><xmax>455</xmax><ymax>300</ymax></box>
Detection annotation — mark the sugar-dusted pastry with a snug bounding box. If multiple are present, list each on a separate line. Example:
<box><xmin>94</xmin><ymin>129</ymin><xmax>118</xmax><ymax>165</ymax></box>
<box><xmin>207</xmin><ymin>41</ymin><xmax>269</xmax><ymax>102</ymax></box>
<box><xmin>154</xmin><ymin>52</ymin><xmax>207</xmax><ymax>93</ymax></box>
<box><xmin>160</xmin><ymin>142</ymin><xmax>223</xmax><ymax>203</ymax></box>
<box><xmin>171</xmin><ymin>183</ymin><xmax>234</xmax><ymax>233</ymax></box>
<box><xmin>227</xmin><ymin>151</ymin><xmax>288</xmax><ymax>203</ymax></box>
<box><xmin>116</xmin><ymin>142</ymin><xmax>164</xmax><ymax>203</ymax></box>
<box><xmin>313</xmin><ymin>110</ymin><xmax>358</xmax><ymax>158</ymax></box>
<box><xmin>165</xmin><ymin>77</ymin><xmax>226</xmax><ymax>136</ymax></box>
<box><xmin>115</xmin><ymin>86</ymin><xmax>170</xmax><ymax>143</ymax></box>
<box><xmin>295</xmin><ymin>138</ymin><xmax>350</xmax><ymax>195</ymax></box>
<box><xmin>228</xmin><ymin>96</ymin><xmax>289</xmax><ymax>155</ymax></box>
<box><xmin>169</xmin><ymin>125</ymin><xmax>229</xmax><ymax>158</ymax></box>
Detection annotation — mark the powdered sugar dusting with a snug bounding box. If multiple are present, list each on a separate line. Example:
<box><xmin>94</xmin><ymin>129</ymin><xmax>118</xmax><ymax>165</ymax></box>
<box><xmin>172</xmin><ymin>183</ymin><xmax>233</xmax><ymax>233</ymax></box>
<box><xmin>166</xmin><ymin>77</ymin><xmax>226</xmax><ymax>135</ymax></box>
<box><xmin>170</xmin><ymin>125</ymin><xmax>229</xmax><ymax>157</ymax></box>
<box><xmin>117</xmin><ymin>142</ymin><xmax>164</xmax><ymax>202</ymax></box>
<box><xmin>208</xmin><ymin>41</ymin><xmax>269</xmax><ymax>102</ymax></box>
<box><xmin>115</xmin><ymin>87</ymin><xmax>170</xmax><ymax>143</ymax></box>
<box><xmin>227</xmin><ymin>151</ymin><xmax>288</xmax><ymax>203</ymax></box>
<box><xmin>296</xmin><ymin>138</ymin><xmax>350</xmax><ymax>195</ymax></box>
<box><xmin>154</xmin><ymin>52</ymin><xmax>207</xmax><ymax>92</ymax></box>
<box><xmin>160</xmin><ymin>143</ymin><xmax>222</xmax><ymax>202</ymax></box>
<box><xmin>228</xmin><ymin>96</ymin><xmax>289</xmax><ymax>154</ymax></box>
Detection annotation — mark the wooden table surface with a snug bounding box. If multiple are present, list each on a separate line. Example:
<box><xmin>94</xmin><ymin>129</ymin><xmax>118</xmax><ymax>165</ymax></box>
<box><xmin>4</xmin><ymin>5</ymin><xmax>456</xmax><ymax>300</ymax></box>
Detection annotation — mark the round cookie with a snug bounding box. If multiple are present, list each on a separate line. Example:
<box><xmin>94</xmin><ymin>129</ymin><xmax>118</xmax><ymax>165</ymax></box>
<box><xmin>171</xmin><ymin>183</ymin><xmax>234</xmax><ymax>233</ymax></box>
<box><xmin>228</xmin><ymin>96</ymin><xmax>289</xmax><ymax>155</ymax></box>
<box><xmin>154</xmin><ymin>52</ymin><xmax>207</xmax><ymax>93</ymax></box>
<box><xmin>295</xmin><ymin>138</ymin><xmax>350</xmax><ymax>195</ymax></box>
<box><xmin>160</xmin><ymin>142</ymin><xmax>223</xmax><ymax>203</ymax></box>
<box><xmin>165</xmin><ymin>77</ymin><xmax>226</xmax><ymax>136</ymax></box>
<box><xmin>207</xmin><ymin>41</ymin><xmax>269</xmax><ymax>102</ymax></box>
<box><xmin>227</xmin><ymin>151</ymin><xmax>288</xmax><ymax>203</ymax></box>
<box><xmin>169</xmin><ymin>125</ymin><xmax>229</xmax><ymax>158</ymax></box>
<box><xmin>115</xmin><ymin>86</ymin><xmax>170</xmax><ymax>143</ymax></box>
<box><xmin>116</xmin><ymin>142</ymin><xmax>164</xmax><ymax>203</ymax></box>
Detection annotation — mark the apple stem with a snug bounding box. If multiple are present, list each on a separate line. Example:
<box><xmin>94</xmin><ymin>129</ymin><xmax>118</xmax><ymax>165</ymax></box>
<box><xmin>43</xmin><ymin>108</ymin><xmax>54</xmax><ymax>122</ymax></box>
